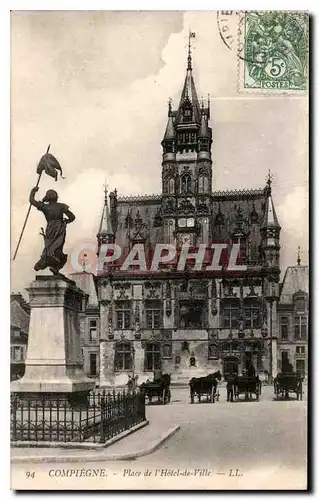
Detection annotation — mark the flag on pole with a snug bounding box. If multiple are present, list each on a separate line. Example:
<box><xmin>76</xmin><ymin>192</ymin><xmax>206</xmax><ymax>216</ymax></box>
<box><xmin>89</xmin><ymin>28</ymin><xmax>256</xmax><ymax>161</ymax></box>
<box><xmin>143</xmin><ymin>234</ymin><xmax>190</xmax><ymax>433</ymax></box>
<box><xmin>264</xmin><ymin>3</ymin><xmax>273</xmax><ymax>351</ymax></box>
<box><xmin>190</xmin><ymin>32</ymin><xmax>196</xmax><ymax>38</ymax></box>
<box><xmin>36</xmin><ymin>153</ymin><xmax>65</xmax><ymax>182</ymax></box>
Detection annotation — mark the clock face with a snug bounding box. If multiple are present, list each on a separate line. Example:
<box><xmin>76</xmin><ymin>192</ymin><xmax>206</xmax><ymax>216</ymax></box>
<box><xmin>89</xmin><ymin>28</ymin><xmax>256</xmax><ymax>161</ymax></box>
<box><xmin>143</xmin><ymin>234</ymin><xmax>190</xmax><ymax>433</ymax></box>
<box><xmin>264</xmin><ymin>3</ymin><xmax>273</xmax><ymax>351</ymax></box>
<box><xmin>179</xmin><ymin>233</ymin><xmax>193</xmax><ymax>246</ymax></box>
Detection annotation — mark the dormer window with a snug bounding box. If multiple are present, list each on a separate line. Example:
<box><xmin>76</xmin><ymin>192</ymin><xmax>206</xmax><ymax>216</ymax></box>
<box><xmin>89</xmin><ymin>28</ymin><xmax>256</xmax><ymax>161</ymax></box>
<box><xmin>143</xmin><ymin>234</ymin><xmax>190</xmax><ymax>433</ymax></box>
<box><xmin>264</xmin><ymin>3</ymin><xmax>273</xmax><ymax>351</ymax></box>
<box><xmin>183</xmin><ymin>106</ymin><xmax>192</xmax><ymax>123</ymax></box>
<box><xmin>295</xmin><ymin>296</ymin><xmax>306</xmax><ymax>312</ymax></box>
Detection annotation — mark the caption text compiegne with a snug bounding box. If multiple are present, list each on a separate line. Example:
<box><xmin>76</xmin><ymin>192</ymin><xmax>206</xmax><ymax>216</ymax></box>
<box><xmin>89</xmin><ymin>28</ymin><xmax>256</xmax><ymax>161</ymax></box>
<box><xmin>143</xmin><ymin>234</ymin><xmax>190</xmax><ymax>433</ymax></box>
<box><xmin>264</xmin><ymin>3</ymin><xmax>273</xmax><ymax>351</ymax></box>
<box><xmin>46</xmin><ymin>467</ymin><xmax>242</xmax><ymax>478</ymax></box>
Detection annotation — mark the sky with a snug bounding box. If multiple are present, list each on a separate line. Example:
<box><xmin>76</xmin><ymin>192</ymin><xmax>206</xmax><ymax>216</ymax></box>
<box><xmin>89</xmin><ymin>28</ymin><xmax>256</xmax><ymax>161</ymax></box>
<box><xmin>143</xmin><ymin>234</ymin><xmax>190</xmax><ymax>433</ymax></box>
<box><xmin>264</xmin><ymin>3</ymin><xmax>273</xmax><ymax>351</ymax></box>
<box><xmin>10</xmin><ymin>10</ymin><xmax>308</xmax><ymax>293</ymax></box>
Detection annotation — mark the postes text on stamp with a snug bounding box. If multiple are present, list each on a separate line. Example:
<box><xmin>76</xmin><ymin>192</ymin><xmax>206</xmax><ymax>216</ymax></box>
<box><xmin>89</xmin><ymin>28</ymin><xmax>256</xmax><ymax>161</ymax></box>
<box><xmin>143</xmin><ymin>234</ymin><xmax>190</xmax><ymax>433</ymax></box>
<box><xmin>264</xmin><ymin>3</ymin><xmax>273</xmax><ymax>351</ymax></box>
<box><xmin>240</xmin><ymin>11</ymin><xmax>308</xmax><ymax>92</ymax></box>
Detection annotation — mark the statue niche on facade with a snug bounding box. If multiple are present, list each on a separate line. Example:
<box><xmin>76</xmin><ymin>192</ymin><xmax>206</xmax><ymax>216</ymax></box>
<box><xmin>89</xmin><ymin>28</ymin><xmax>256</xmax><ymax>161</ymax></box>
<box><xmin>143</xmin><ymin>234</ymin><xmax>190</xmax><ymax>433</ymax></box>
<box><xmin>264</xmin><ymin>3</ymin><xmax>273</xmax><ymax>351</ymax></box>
<box><xmin>29</xmin><ymin>186</ymin><xmax>75</xmax><ymax>275</ymax></box>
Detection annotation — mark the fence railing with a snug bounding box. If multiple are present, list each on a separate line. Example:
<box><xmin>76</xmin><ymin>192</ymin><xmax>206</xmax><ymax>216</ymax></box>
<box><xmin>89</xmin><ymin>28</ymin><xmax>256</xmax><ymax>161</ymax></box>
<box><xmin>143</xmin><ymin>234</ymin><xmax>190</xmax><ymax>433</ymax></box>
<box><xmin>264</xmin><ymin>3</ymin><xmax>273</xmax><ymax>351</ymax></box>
<box><xmin>11</xmin><ymin>390</ymin><xmax>146</xmax><ymax>444</ymax></box>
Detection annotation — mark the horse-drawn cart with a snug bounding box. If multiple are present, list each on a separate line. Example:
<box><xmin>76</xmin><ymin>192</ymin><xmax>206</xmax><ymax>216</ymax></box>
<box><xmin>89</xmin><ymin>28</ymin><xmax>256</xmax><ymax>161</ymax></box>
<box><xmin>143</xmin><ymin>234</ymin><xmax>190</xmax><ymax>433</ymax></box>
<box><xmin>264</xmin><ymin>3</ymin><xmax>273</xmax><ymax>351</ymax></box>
<box><xmin>139</xmin><ymin>373</ymin><xmax>171</xmax><ymax>405</ymax></box>
<box><xmin>274</xmin><ymin>373</ymin><xmax>303</xmax><ymax>400</ymax></box>
<box><xmin>234</xmin><ymin>375</ymin><xmax>261</xmax><ymax>401</ymax></box>
<box><xmin>189</xmin><ymin>371</ymin><xmax>221</xmax><ymax>404</ymax></box>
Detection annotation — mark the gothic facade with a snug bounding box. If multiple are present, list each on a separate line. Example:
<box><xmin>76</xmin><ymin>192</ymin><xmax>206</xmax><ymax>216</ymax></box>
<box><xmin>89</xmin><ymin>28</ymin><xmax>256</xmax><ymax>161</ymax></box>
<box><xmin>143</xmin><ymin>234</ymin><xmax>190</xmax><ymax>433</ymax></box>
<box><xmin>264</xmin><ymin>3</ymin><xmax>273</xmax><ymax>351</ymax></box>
<box><xmin>72</xmin><ymin>49</ymin><xmax>284</xmax><ymax>386</ymax></box>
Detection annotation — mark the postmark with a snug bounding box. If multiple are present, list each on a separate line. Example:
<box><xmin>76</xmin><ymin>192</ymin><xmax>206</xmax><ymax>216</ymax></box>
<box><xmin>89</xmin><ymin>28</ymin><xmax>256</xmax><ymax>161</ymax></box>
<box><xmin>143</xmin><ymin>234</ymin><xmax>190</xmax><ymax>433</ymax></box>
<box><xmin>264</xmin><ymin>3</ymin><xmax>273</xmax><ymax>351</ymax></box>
<box><xmin>239</xmin><ymin>11</ymin><xmax>309</xmax><ymax>93</ymax></box>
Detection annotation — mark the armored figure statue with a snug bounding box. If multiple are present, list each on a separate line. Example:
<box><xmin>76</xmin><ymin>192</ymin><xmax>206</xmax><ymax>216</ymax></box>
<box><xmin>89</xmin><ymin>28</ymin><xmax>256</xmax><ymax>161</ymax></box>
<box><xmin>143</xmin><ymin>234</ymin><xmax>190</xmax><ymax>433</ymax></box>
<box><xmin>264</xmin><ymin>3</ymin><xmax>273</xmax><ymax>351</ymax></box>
<box><xmin>29</xmin><ymin>186</ymin><xmax>75</xmax><ymax>275</ymax></box>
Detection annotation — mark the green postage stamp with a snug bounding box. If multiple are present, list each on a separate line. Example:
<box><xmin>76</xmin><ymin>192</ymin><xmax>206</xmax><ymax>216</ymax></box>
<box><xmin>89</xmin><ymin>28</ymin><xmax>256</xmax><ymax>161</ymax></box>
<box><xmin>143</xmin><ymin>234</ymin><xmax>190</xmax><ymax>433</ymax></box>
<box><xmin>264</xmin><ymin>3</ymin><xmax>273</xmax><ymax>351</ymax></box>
<box><xmin>239</xmin><ymin>11</ymin><xmax>308</xmax><ymax>92</ymax></box>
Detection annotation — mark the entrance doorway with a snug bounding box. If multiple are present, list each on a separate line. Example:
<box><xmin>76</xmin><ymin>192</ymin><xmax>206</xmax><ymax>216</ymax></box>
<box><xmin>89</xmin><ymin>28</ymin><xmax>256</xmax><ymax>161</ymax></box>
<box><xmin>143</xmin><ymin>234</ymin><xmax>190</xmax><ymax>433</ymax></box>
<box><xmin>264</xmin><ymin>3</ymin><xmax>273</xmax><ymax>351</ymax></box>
<box><xmin>223</xmin><ymin>356</ymin><xmax>239</xmax><ymax>378</ymax></box>
<box><xmin>296</xmin><ymin>359</ymin><xmax>305</xmax><ymax>378</ymax></box>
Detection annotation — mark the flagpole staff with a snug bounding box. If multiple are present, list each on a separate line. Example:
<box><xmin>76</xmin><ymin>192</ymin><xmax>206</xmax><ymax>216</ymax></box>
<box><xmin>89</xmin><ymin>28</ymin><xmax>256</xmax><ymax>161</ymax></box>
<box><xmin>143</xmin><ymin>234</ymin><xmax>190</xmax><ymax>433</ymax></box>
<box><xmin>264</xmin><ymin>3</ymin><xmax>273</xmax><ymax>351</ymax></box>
<box><xmin>12</xmin><ymin>144</ymin><xmax>51</xmax><ymax>261</ymax></box>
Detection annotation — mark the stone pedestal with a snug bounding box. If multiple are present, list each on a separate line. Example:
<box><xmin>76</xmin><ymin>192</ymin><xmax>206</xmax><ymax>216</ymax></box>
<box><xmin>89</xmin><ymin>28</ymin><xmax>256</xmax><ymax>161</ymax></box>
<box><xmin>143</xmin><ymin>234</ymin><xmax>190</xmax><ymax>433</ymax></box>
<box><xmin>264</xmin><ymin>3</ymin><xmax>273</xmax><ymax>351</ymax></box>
<box><xmin>11</xmin><ymin>276</ymin><xmax>95</xmax><ymax>401</ymax></box>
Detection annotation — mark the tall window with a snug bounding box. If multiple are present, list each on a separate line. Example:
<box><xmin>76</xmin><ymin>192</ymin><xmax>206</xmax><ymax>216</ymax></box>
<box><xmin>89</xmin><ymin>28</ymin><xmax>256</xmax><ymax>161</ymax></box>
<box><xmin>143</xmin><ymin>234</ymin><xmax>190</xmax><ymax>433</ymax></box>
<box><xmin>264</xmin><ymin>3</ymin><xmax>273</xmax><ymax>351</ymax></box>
<box><xmin>180</xmin><ymin>174</ymin><xmax>192</xmax><ymax>194</ymax></box>
<box><xmin>168</xmin><ymin>178</ymin><xmax>175</xmax><ymax>194</ymax></box>
<box><xmin>114</xmin><ymin>342</ymin><xmax>133</xmax><ymax>371</ymax></box>
<box><xmin>89</xmin><ymin>319</ymin><xmax>97</xmax><ymax>341</ymax></box>
<box><xmin>208</xmin><ymin>343</ymin><xmax>219</xmax><ymax>359</ymax></box>
<box><xmin>295</xmin><ymin>297</ymin><xmax>306</xmax><ymax>311</ymax></box>
<box><xmin>145</xmin><ymin>300</ymin><xmax>161</xmax><ymax>329</ymax></box>
<box><xmin>280</xmin><ymin>316</ymin><xmax>289</xmax><ymax>340</ymax></box>
<box><xmin>221</xmin><ymin>299</ymin><xmax>240</xmax><ymax>328</ymax></box>
<box><xmin>198</xmin><ymin>176</ymin><xmax>208</xmax><ymax>194</ymax></box>
<box><xmin>244</xmin><ymin>299</ymin><xmax>260</xmax><ymax>328</ymax></box>
<box><xmin>294</xmin><ymin>316</ymin><xmax>307</xmax><ymax>340</ymax></box>
<box><xmin>116</xmin><ymin>301</ymin><xmax>131</xmax><ymax>329</ymax></box>
<box><xmin>144</xmin><ymin>342</ymin><xmax>161</xmax><ymax>371</ymax></box>
<box><xmin>183</xmin><ymin>107</ymin><xmax>192</xmax><ymax>123</ymax></box>
<box><xmin>162</xmin><ymin>343</ymin><xmax>172</xmax><ymax>359</ymax></box>
<box><xmin>90</xmin><ymin>353</ymin><xmax>97</xmax><ymax>376</ymax></box>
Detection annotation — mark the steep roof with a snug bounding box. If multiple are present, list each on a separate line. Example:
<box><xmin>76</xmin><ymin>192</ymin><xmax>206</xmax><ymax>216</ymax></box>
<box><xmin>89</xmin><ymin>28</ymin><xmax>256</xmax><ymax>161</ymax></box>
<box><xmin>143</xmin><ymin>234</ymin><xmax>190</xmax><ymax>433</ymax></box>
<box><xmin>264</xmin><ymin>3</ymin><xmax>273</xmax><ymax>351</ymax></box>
<box><xmin>261</xmin><ymin>192</ymin><xmax>280</xmax><ymax>229</ymax></box>
<box><xmin>98</xmin><ymin>189</ymin><xmax>114</xmax><ymax>237</ymax></box>
<box><xmin>11</xmin><ymin>299</ymin><xmax>30</xmax><ymax>335</ymax></box>
<box><xmin>175</xmin><ymin>51</ymin><xmax>201</xmax><ymax>125</ymax></box>
<box><xmin>163</xmin><ymin>114</ymin><xmax>175</xmax><ymax>141</ymax></box>
<box><xmin>69</xmin><ymin>272</ymin><xmax>99</xmax><ymax>309</ymax></box>
<box><xmin>279</xmin><ymin>265</ymin><xmax>309</xmax><ymax>304</ymax></box>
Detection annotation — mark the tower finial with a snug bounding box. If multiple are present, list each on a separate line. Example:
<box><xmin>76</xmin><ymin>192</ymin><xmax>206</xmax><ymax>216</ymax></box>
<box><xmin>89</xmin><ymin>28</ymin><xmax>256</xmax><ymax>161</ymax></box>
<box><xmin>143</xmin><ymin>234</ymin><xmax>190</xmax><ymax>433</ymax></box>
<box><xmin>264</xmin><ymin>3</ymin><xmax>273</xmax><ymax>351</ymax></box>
<box><xmin>82</xmin><ymin>253</ymin><xmax>87</xmax><ymax>273</ymax></box>
<box><xmin>266</xmin><ymin>169</ymin><xmax>273</xmax><ymax>188</ymax></box>
<box><xmin>187</xmin><ymin>31</ymin><xmax>196</xmax><ymax>71</ymax></box>
<box><xmin>103</xmin><ymin>179</ymin><xmax>109</xmax><ymax>203</ymax></box>
<box><xmin>168</xmin><ymin>97</ymin><xmax>172</xmax><ymax>116</ymax></box>
<box><xmin>297</xmin><ymin>246</ymin><xmax>301</xmax><ymax>266</ymax></box>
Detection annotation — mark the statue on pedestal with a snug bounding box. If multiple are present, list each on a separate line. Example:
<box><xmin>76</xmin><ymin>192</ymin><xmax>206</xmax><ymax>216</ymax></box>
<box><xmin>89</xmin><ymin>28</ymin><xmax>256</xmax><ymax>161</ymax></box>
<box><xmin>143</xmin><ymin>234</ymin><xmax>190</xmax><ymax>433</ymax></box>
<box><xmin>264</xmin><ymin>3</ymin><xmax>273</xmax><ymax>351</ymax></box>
<box><xmin>29</xmin><ymin>187</ymin><xmax>75</xmax><ymax>275</ymax></box>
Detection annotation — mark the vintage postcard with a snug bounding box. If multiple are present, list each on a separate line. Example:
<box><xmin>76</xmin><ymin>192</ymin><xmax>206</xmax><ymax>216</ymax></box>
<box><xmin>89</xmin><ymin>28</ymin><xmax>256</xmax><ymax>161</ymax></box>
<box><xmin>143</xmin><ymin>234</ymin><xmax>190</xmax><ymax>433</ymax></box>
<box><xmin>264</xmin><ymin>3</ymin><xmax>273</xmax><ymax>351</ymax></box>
<box><xmin>10</xmin><ymin>10</ymin><xmax>309</xmax><ymax>491</ymax></box>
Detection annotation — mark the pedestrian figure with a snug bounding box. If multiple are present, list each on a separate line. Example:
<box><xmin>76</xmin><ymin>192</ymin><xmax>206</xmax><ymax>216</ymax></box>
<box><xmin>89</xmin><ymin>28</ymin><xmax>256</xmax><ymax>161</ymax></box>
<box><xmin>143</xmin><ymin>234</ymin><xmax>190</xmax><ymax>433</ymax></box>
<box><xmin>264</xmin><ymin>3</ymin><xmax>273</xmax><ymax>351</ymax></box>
<box><xmin>127</xmin><ymin>375</ymin><xmax>133</xmax><ymax>394</ymax></box>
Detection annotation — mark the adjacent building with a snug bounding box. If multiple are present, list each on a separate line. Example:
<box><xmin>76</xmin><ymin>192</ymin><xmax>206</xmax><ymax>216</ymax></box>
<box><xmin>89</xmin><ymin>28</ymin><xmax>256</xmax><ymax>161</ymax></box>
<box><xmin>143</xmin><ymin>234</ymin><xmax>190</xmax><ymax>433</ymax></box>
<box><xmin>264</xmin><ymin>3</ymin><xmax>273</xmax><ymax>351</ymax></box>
<box><xmin>10</xmin><ymin>293</ymin><xmax>30</xmax><ymax>380</ymax></box>
<box><xmin>277</xmin><ymin>257</ymin><xmax>309</xmax><ymax>379</ymax></box>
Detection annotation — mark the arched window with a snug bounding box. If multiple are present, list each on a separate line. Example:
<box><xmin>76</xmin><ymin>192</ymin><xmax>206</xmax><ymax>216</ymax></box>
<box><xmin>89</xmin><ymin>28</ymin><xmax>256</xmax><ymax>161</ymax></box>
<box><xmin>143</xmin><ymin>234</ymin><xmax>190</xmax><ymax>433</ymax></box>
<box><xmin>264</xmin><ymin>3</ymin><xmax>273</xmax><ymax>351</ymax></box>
<box><xmin>198</xmin><ymin>176</ymin><xmax>204</xmax><ymax>194</ymax></box>
<box><xmin>114</xmin><ymin>342</ymin><xmax>133</xmax><ymax>372</ymax></box>
<box><xmin>144</xmin><ymin>342</ymin><xmax>161</xmax><ymax>371</ymax></box>
<box><xmin>181</xmin><ymin>174</ymin><xmax>192</xmax><ymax>194</ymax></box>
<box><xmin>168</xmin><ymin>178</ymin><xmax>175</xmax><ymax>194</ymax></box>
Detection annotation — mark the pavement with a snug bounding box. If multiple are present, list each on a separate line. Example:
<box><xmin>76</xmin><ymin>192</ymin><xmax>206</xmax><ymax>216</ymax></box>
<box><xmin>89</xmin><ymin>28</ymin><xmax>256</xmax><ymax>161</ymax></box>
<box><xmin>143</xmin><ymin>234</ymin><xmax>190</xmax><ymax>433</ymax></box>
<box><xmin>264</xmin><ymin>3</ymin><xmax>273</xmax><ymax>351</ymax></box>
<box><xmin>11</xmin><ymin>385</ymin><xmax>308</xmax><ymax>490</ymax></box>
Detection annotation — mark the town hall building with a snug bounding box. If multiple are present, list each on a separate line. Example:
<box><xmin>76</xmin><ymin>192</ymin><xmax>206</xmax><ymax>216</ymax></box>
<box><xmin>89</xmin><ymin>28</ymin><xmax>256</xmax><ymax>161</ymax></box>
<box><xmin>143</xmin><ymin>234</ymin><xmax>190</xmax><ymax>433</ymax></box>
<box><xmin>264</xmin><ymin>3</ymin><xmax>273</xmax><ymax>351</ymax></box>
<box><xmin>71</xmin><ymin>46</ymin><xmax>284</xmax><ymax>386</ymax></box>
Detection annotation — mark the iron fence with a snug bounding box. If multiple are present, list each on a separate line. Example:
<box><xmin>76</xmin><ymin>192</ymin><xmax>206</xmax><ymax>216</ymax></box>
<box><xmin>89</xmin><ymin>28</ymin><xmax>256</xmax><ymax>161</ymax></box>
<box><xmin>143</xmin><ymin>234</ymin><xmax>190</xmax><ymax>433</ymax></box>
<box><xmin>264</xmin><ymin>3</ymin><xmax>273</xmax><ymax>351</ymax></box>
<box><xmin>11</xmin><ymin>390</ymin><xmax>146</xmax><ymax>444</ymax></box>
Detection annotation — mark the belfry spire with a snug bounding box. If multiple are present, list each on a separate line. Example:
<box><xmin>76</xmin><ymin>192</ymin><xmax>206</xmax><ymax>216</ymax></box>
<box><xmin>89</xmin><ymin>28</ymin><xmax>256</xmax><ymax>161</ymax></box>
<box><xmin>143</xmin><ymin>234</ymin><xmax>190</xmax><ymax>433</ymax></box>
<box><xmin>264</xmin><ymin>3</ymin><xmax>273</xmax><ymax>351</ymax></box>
<box><xmin>97</xmin><ymin>183</ymin><xmax>114</xmax><ymax>241</ymax></box>
<box><xmin>175</xmin><ymin>31</ymin><xmax>201</xmax><ymax>125</ymax></box>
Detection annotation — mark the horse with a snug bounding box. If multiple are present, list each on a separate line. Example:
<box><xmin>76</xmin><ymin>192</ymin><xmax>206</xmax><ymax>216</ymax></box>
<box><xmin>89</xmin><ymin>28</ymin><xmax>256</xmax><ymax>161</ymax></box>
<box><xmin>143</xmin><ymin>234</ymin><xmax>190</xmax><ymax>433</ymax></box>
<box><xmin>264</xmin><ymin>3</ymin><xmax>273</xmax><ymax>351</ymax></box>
<box><xmin>189</xmin><ymin>370</ymin><xmax>222</xmax><ymax>403</ymax></box>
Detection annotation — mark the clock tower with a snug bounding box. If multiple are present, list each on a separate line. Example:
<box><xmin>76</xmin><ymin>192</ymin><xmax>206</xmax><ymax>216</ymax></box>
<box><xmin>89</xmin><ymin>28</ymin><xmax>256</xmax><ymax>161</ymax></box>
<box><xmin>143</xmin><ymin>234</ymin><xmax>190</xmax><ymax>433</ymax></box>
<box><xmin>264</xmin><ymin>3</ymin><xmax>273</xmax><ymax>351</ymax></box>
<box><xmin>161</xmin><ymin>35</ymin><xmax>213</xmax><ymax>248</ymax></box>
